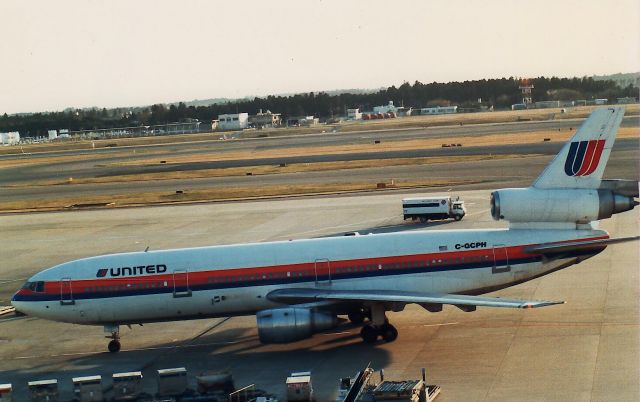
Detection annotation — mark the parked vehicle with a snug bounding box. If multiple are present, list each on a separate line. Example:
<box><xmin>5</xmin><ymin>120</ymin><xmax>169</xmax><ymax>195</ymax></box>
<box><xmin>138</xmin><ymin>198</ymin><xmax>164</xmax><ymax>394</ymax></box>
<box><xmin>402</xmin><ymin>196</ymin><xmax>466</xmax><ymax>223</ymax></box>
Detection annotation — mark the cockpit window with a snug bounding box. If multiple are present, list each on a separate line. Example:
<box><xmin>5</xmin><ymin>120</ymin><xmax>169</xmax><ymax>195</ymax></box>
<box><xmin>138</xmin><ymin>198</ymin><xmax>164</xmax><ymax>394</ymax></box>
<box><xmin>21</xmin><ymin>281</ymin><xmax>45</xmax><ymax>292</ymax></box>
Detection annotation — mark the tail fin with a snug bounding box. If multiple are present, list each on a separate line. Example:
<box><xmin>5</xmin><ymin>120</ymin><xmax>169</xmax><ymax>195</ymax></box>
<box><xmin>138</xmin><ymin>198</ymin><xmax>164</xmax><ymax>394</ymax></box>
<box><xmin>533</xmin><ymin>107</ymin><xmax>625</xmax><ymax>189</ymax></box>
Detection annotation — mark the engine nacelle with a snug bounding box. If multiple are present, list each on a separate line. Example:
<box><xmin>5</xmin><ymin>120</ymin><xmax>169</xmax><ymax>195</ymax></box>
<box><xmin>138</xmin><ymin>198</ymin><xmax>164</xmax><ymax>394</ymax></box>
<box><xmin>256</xmin><ymin>307</ymin><xmax>339</xmax><ymax>344</ymax></box>
<box><xmin>491</xmin><ymin>187</ymin><xmax>637</xmax><ymax>223</ymax></box>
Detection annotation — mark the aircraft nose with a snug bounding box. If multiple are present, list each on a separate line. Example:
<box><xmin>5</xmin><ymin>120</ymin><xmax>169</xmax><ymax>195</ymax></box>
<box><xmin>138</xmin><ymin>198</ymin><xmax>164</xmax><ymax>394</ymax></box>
<box><xmin>11</xmin><ymin>290</ymin><xmax>30</xmax><ymax>316</ymax></box>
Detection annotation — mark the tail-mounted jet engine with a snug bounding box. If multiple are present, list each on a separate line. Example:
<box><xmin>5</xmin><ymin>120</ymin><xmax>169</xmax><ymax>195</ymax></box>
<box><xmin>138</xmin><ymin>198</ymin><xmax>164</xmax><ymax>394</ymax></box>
<box><xmin>256</xmin><ymin>307</ymin><xmax>339</xmax><ymax>343</ymax></box>
<box><xmin>491</xmin><ymin>182</ymin><xmax>638</xmax><ymax>223</ymax></box>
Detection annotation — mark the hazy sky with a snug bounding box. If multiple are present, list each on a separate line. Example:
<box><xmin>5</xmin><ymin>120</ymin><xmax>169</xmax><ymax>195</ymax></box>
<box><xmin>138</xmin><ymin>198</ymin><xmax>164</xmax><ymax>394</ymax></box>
<box><xmin>1</xmin><ymin>0</ymin><xmax>638</xmax><ymax>114</ymax></box>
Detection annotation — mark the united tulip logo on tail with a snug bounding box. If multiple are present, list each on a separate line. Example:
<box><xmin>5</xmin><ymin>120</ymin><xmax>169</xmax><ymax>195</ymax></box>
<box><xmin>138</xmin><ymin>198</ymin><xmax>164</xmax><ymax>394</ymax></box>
<box><xmin>564</xmin><ymin>140</ymin><xmax>605</xmax><ymax>176</ymax></box>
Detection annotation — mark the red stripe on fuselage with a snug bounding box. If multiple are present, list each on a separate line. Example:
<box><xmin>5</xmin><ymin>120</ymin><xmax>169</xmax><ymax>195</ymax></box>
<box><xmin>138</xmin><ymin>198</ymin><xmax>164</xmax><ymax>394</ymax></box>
<box><xmin>23</xmin><ymin>236</ymin><xmax>608</xmax><ymax>298</ymax></box>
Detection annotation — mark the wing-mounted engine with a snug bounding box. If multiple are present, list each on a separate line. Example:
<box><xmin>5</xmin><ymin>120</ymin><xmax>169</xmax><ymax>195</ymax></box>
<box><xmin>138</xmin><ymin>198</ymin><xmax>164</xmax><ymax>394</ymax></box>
<box><xmin>491</xmin><ymin>186</ymin><xmax>637</xmax><ymax>224</ymax></box>
<box><xmin>256</xmin><ymin>307</ymin><xmax>339</xmax><ymax>343</ymax></box>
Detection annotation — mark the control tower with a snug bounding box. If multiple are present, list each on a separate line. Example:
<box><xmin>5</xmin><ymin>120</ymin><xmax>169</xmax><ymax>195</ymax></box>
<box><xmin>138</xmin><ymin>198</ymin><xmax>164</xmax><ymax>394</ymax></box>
<box><xmin>518</xmin><ymin>79</ymin><xmax>534</xmax><ymax>106</ymax></box>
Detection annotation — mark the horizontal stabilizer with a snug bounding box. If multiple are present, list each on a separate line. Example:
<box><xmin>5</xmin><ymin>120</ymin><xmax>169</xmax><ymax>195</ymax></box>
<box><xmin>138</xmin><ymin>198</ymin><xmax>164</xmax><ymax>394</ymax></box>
<box><xmin>524</xmin><ymin>236</ymin><xmax>640</xmax><ymax>255</ymax></box>
<box><xmin>267</xmin><ymin>288</ymin><xmax>563</xmax><ymax>309</ymax></box>
<box><xmin>599</xmin><ymin>179</ymin><xmax>640</xmax><ymax>198</ymax></box>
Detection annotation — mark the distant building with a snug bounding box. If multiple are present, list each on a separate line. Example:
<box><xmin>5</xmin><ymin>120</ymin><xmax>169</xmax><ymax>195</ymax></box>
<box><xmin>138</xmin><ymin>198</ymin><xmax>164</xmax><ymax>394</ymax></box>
<box><xmin>249</xmin><ymin>110</ymin><xmax>281</xmax><ymax>128</ymax></box>
<box><xmin>534</xmin><ymin>100</ymin><xmax>560</xmax><ymax>108</ymax></box>
<box><xmin>287</xmin><ymin>116</ymin><xmax>319</xmax><ymax>126</ymax></box>
<box><xmin>347</xmin><ymin>108</ymin><xmax>362</xmax><ymax>120</ymax></box>
<box><xmin>420</xmin><ymin>106</ymin><xmax>458</xmax><ymax>115</ymax></box>
<box><xmin>617</xmin><ymin>97</ymin><xmax>637</xmax><ymax>104</ymax></box>
<box><xmin>48</xmin><ymin>130</ymin><xmax>58</xmax><ymax>140</ymax></box>
<box><xmin>0</xmin><ymin>131</ymin><xmax>20</xmax><ymax>145</ymax></box>
<box><xmin>594</xmin><ymin>98</ymin><xmax>608</xmax><ymax>105</ymax></box>
<box><xmin>511</xmin><ymin>103</ymin><xmax>527</xmax><ymax>110</ymax></box>
<box><xmin>218</xmin><ymin>113</ymin><xmax>249</xmax><ymax>131</ymax></box>
<box><xmin>211</xmin><ymin>119</ymin><xmax>219</xmax><ymax>131</ymax></box>
<box><xmin>373</xmin><ymin>101</ymin><xmax>399</xmax><ymax>114</ymax></box>
<box><xmin>395</xmin><ymin>106</ymin><xmax>413</xmax><ymax>117</ymax></box>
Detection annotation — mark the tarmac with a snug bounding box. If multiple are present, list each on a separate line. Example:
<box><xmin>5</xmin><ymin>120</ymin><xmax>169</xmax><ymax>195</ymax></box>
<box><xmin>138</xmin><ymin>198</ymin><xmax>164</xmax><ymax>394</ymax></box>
<box><xmin>0</xmin><ymin>189</ymin><xmax>638</xmax><ymax>401</ymax></box>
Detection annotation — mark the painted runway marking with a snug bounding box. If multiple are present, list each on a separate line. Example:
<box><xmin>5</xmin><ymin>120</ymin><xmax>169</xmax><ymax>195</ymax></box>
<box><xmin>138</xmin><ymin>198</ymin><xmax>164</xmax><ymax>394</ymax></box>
<box><xmin>423</xmin><ymin>322</ymin><xmax>459</xmax><ymax>327</ymax></box>
<box><xmin>0</xmin><ymin>316</ymin><xmax>33</xmax><ymax>324</ymax></box>
<box><xmin>466</xmin><ymin>208</ymin><xmax>490</xmax><ymax>217</ymax></box>
<box><xmin>0</xmin><ymin>306</ymin><xmax>16</xmax><ymax>315</ymax></box>
<box><xmin>320</xmin><ymin>331</ymin><xmax>353</xmax><ymax>336</ymax></box>
<box><xmin>0</xmin><ymin>278</ymin><xmax>27</xmax><ymax>284</ymax></box>
<box><xmin>290</xmin><ymin>214</ymin><xmax>400</xmax><ymax>237</ymax></box>
<box><xmin>11</xmin><ymin>340</ymin><xmax>243</xmax><ymax>360</ymax></box>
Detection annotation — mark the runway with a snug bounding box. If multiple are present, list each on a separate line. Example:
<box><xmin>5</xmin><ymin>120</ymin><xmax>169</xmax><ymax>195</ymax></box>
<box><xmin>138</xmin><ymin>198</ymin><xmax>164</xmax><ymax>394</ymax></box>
<box><xmin>1</xmin><ymin>145</ymin><xmax>638</xmax><ymax>205</ymax></box>
<box><xmin>0</xmin><ymin>116</ymin><xmax>640</xmax><ymax>182</ymax></box>
<box><xmin>0</xmin><ymin>118</ymin><xmax>638</xmax><ymax>204</ymax></box>
<box><xmin>0</xmin><ymin>190</ymin><xmax>638</xmax><ymax>401</ymax></box>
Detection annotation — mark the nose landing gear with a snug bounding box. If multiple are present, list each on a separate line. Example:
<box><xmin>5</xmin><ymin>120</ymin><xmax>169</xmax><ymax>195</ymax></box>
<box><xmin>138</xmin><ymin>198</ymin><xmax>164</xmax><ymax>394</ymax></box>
<box><xmin>108</xmin><ymin>339</ymin><xmax>121</xmax><ymax>353</ymax></box>
<box><xmin>105</xmin><ymin>324</ymin><xmax>121</xmax><ymax>353</ymax></box>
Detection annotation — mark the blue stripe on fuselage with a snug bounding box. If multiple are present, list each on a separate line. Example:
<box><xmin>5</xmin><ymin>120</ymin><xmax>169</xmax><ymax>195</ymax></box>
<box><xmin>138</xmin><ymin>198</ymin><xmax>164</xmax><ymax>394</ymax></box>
<box><xmin>13</xmin><ymin>254</ymin><xmax>531</xmax><ymax>302</ymax></box>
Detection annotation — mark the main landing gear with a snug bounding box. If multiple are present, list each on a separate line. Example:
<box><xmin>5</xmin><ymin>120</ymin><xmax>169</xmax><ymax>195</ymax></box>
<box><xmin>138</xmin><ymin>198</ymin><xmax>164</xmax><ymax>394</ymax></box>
<box><xmin>360</xmin><ymin>322</ymin><xmax>398</xmax><ymax>343</ymax></box>
<box><xmin>105</xmin><ymin>324</ymin><xmax>121</xmax><ymax>353</ymax></box>
<box><xmin>354</xmin><ymin>305</ymin><xmax>399</xmax><ymax>344</ymax></box>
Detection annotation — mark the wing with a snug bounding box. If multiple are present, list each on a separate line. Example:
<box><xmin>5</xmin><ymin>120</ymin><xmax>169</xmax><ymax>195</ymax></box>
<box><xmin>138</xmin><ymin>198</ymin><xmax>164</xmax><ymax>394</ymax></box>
<box><xmin>524</xmin><ymin>235</ymin><xmax>640</xmax><ymax>255</ymax></box>
<box><xmin>267</xmin><ymin>288</ymin><xmax>563</xmax><ymax>310</ymax></box>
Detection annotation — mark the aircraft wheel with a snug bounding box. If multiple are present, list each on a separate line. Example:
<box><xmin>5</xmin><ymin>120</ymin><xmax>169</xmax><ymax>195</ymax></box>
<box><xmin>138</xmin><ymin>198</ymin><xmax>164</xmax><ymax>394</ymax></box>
<box><xmin>360</xmin><ymin>325</ymin><xmax>379</xmax><ymax>344</ymax></box>
<box><xmin>454</xmin><ymin>215</ymin><xmax>463</xmax><ymax>221</ymax></box>
<box><xmin>348</xmin><ymin>311</ymin><xmax>365</xmax><ymax>325</ymax></box>
<box><xmin>419</xmin><ymin>216</ymin><xmax>428</xmax><ymax>223</ymax></box>
<box><xmin>108</xmin><ymin>340</ymin><xmax>121</xmax><ymax>353</ymax></box>
<box><xmin>380</xmin><ymin>324</ymin><xmax>398</xmax><ymax>342</ymax></box>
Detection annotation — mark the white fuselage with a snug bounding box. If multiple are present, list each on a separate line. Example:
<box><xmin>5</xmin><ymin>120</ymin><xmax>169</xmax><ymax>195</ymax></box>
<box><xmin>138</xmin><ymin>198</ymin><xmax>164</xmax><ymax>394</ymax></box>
<box><xmin>12</xmin><ymin>227</ymin><xmax>607</xmax><ymax>325</ymax></box>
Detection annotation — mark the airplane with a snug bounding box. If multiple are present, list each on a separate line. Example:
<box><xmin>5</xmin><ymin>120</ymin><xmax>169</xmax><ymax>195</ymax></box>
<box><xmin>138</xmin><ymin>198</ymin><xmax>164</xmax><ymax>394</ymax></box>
<box><xmin>12</xmin><ymin>107</ymin><xmax>639</xmax><ymax>353</ymax></box>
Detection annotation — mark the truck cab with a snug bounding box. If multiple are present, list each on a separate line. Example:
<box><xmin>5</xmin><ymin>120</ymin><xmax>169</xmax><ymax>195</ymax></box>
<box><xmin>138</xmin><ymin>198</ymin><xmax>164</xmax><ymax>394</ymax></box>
<box><xmin>451</xmin><ymin>201</ymin><xmax>466</xmax><ymax>221</ymax></box>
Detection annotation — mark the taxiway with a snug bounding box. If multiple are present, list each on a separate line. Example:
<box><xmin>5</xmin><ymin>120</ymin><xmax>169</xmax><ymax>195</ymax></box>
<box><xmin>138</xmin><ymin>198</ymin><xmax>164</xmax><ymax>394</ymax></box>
<box><xmin>0</xmin><ymin>189</ymin><xmax>638</xmax><ymax>401</ymax></box>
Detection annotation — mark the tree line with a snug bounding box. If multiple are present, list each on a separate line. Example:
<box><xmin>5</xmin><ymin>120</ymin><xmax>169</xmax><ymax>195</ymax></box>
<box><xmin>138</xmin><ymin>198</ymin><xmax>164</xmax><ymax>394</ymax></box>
<box><xmin>2</xmin><ymin>76</ymin><xmax>636</xmax><ymax>137</ymax></box>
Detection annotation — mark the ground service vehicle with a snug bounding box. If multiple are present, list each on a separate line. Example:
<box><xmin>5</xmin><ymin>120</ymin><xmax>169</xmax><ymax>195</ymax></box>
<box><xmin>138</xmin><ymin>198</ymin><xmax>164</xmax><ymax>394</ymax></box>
<box><xmin>402</xmin><ymin>196</ymin><xmax>466</xmax><ymax>222</ymax></box>
<box><xmin>12</xmin><ymin>107</ymin><xmax>638</xmax><ymax>353</ymax></box>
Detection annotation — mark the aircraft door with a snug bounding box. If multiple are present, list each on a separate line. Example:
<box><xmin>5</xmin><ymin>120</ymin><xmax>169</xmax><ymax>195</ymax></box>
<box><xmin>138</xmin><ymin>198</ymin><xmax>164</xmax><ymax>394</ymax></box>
<box><xmin>172</xmin><ymin>270</ymin><xmax>192</xmax><ymax>298</ymax></box>
<box><xmin>492</xmin><ymin>245</ymin><xmax>511</xmax><ymax>274</ymax></box>
<box><xmin>314</xmin><ymin>258</ymin><xmax>332</xmax><ymax>286</ymax></box>
<box><xmin>60</xmin><ymin>277</ymin><xmax>75</xmax><ymax>305</ymax></box>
